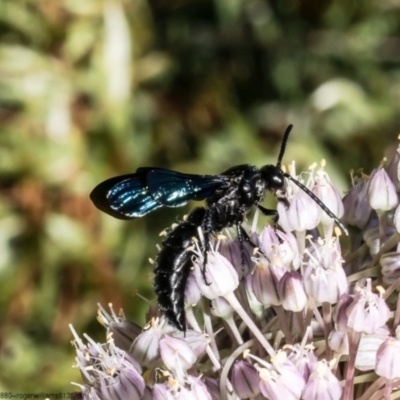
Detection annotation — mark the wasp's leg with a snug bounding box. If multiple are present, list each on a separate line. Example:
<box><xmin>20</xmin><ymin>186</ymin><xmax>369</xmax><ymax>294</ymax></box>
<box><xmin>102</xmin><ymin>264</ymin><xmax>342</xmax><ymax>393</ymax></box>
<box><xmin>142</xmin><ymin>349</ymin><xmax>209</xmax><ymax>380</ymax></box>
<box><xmin>237</xmin><ymin>224</ymin><xmax>266</xmax><ymax>274</ymax></box>
<box><xmin>237</xmin><ymin>223</ymin><xmax>267</xmax><ymax>275</ymax></box>
<box><xmin>257</xmin><ymin>204</ymin><xmax>278</xmax><ymax>217</ymax></box>
<box><xmin>257</xmin><ymin>204</ymin><xmax>281</xmax><ymax>229</ymax></box>
<box><xmin>236</xmin><ymin>223</ymin><xmax>249</xmax><ymax>276</ymax></box>
<box><xmin>257</xmin><ymin>205</ymin><xmax>283</xmax><ymax>242</ymax></box>
<box><xmin>201</xmin><ymin>209</ymin><xmax>216</xmax><ymax>286</ymax></box>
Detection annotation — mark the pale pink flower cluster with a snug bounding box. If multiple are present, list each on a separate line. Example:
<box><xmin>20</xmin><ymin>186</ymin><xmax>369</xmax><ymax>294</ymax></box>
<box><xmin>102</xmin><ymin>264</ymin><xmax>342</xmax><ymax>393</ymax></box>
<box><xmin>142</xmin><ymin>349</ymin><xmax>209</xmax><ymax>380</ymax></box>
<box><xmin>70</xmin><ymin>146</ymin><xmax>400</xmax><ymax>400</ymax></box>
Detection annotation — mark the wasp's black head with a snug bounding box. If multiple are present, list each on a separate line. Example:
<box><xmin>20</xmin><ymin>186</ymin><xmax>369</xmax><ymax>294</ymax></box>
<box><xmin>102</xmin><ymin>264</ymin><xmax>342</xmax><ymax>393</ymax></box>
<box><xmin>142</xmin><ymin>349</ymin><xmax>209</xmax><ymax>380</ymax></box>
<box><xmin>260</xmin><ymin>165</ymin><xmax>286</xmax><ymax>192</ymax></box>
<box><xmin>259</xmin><ymin>124</ymin><xmax>293</xmax><ymax>203</ymax></box>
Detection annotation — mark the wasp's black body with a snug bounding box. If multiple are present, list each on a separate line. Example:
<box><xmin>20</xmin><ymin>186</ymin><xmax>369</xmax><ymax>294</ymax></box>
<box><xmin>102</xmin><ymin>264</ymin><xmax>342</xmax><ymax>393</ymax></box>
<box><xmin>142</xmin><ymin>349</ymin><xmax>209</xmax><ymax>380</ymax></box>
<box><xmin>153</xmin><ymin>207</ymin><xmax>205</xmax><ymax>331</ymax></box>
<box><xmin>90</xmin><ymin>125</ymin><xmax>346</xmax><ymax>331</ymax></box>
<box><xmin>150</xmin><ymin>164</ymin><xmax>286</xmax><ymax>331</ymax></box>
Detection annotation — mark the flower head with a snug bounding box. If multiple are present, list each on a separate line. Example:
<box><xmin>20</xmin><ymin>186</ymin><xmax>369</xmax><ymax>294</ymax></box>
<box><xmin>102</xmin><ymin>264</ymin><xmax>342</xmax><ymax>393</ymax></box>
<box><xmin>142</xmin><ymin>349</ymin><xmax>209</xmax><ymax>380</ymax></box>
<box><xmin>70</xmin><ymin>143</ymin><xmax>400</xmax><ymax>400</ymax></box>
<box><xmin>193</xmin><ymin>250</ymin><xmax>239</xmax><ymax>300</ymax></box>
<box><xmin>70</xmin><ymin>325</ymin><xmax>145</xmax><ymax>399</ymax></box>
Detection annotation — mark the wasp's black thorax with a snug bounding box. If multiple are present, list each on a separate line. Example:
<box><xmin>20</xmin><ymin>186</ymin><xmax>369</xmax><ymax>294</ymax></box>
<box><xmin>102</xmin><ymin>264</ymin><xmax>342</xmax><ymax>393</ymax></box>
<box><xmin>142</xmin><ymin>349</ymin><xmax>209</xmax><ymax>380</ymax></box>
<box><xmin>204</xmin><ymin>164</ymin><xmax>266</xmax><ymax>231</ymax></box>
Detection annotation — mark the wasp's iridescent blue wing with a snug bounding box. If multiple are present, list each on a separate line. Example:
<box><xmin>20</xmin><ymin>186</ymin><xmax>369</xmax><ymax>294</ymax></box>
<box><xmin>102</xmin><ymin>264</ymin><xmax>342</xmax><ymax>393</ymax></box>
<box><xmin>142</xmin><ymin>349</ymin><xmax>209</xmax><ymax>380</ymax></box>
<box><xmin>90</xmin><ymin>172</ymin><xmax>162</xmax><ymax>219</ymax></box>
<box><xmin>140</xmin><ymin>168</ymin><xmax>228</xmax><ymax>207</ymax></box>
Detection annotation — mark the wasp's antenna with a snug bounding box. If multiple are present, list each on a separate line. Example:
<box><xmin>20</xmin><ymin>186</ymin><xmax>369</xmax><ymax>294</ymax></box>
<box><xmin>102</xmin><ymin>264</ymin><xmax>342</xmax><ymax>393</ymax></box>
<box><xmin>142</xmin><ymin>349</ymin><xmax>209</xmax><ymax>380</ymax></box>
<box><xmin>283</xmin><ymin>173</ymin><xmax>349</xmax><ymax>236</ymax></box>
<box><xmin>276</xmin><ymin>124</ymin><xmax>293</xmax><ymax>169</ymax></box>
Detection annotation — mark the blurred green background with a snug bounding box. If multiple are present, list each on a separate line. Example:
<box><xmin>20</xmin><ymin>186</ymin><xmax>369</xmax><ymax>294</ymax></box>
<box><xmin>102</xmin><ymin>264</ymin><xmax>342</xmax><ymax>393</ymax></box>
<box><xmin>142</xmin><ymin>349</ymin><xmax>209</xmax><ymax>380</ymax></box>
<box><xmin>0</xmin><ymin>0</ymin><xmax>400</xmax><ymax>393</ymax></box>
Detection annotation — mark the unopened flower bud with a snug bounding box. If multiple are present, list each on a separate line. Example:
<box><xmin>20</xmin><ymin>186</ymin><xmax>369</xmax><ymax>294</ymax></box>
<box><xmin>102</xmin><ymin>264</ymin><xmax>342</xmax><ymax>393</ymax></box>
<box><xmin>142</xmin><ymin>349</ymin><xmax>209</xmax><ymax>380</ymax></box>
<box><xmin>185</xmin><ymin>273</ymin><xmax>202</xmax><ymax>307</ymax></box>
<box><xmin>244</xmin><ymin>275</ymin><xmax>264</xmax><ymax>318</ymax></box>
<box><xmin>342</xmin><ymin>177</ymin><xmax>372</xmax><ymax>229</ymax></box>
<box><xmin>328</xmin><ymin>328</ymin><xmax>349</xmax><ymax>355</ymax></box>
<box><xmin>278</xmin><ymin>271</ymin><xmax>308</xmax><ymax>312</ymax></box>
<box><xmin>203</xmin><ymin>377</ymin><xmax>220</xmax><ymax>400</ymax></box>
<box><xmin>159</xmin><ymin>336</ymin><xmax>197</xmax><ymax>377</ymax></box>
<box><xmin>387</xmin><ymin>143</ymin><xmax>400</xmax><ymax>191</ymax></box>
<box><xmin>375</xmin><ymin>336</ymin><xmax>400</xmax><ymax>379</ymax></box>
<box><xmin>312</xmin><ymin>166</ymin><xmax>344</xmax><ymax>233</ymax></box>
<box><xmin>252</xmin><ymin>260</ymin><xmax>281</xmax><ymax>307</ymax></box>
<box><xmin>96</xmin><ymin>368</ymin><xmax>146</xmax><ymax>400</ymax></box>
<box><xmin>232</xmin><ymin>360</ymin><xmax>260</xmax><ymax>399</ymax></box>
<box><xmin>277</xmin><ymin>189</ymin><xmax>320</xmax><ymax>233</ymax></box>
<box><xmin>277</xmin><ymin>164</ymin><xmax>320</xmax><ymax>233</ymax></box>
<box><xmin>218</xmin><ymin>237</ymin><xmax>253</xmax><ymax>276</ymax></box>
<box><xmin>172</xmin><ymin>330</ymin><xmax>210</xmax><ymax>359</ymax></box>
<box><xmin>130</xmin><ymin>318</ymin><xmax>164</xmax><ymax>368</ymax></box>
<box><xmin>332</xmin><ymin>294</ymin><xmax>354</xmax><ymax>332</ymax></box>
<box><xmin>368</xmin><ymin>167</ymin><xmax>398</xmax><ymax>212</ymax></box>
<box><xmin>193</xmin><ymin>251</ymin><xmax>239</xmax><ymax>300</ymax></box>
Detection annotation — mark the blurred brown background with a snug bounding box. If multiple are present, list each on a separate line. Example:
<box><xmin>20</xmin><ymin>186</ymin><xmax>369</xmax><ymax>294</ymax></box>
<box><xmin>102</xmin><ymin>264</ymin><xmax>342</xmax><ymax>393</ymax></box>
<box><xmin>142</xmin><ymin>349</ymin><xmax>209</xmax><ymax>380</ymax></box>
<box><xmin>0</xmin><ymin>0</ymin><xmax>400</xmax><ymax>392</ymax></box>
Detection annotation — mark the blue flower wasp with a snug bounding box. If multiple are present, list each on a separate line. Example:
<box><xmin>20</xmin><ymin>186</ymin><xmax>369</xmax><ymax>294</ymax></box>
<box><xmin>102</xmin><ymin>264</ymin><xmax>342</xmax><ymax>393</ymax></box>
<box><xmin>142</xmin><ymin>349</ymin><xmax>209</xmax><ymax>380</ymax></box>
<box><xmin>90</xmin><ymin>125</ymin><xmax>346</xmax><ymax>331</ymax></box>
